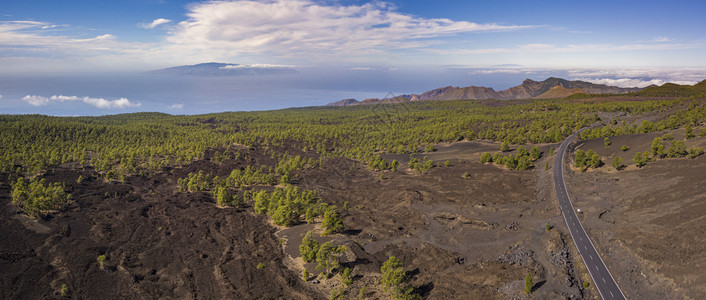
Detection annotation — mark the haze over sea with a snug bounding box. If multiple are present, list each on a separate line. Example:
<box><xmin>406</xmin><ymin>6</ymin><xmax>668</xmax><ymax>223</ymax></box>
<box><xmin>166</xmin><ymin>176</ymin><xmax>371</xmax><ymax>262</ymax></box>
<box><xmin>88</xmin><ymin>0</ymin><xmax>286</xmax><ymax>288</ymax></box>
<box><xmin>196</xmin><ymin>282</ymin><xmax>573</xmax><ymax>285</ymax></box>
<box><xmin>0</xmin><ymin>68</ymin><xmax>546</xmax><ymax>116</ymax></box>
<box><xmin>2</xmin><ymin>67</ymin><xmax>704</xmax><ymax>116</ymax></box>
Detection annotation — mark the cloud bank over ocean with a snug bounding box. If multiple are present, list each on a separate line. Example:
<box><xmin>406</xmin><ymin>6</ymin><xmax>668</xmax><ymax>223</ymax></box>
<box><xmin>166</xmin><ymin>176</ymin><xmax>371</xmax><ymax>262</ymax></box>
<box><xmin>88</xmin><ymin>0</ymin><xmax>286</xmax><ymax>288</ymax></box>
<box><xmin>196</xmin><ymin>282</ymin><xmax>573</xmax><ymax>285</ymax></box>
<box><xmin>22</xmin><ymin>95</ymin><xmax>141</xmax><ymax>109</ymax></box>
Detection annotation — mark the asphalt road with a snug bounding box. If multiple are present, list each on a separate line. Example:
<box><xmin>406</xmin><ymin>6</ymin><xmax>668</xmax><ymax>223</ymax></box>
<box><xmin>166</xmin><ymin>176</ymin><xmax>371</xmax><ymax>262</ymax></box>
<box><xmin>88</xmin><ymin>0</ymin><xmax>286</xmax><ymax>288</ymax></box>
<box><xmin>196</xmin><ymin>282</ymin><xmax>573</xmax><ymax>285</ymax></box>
<box><xmin>554</xmin><ymin>130</ymin><xmax>626</xmax><ymax>300</ymax></box>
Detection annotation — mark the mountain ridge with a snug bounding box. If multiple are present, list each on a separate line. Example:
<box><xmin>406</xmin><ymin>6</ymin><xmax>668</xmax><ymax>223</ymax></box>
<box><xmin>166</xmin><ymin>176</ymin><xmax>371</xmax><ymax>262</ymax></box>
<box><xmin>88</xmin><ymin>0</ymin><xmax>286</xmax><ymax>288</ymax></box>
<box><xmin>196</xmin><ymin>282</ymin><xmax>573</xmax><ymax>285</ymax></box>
<box><xmin>327</xmin><ymin>77</ymin><xmax>643</xmax><ymax>106</ymax></box>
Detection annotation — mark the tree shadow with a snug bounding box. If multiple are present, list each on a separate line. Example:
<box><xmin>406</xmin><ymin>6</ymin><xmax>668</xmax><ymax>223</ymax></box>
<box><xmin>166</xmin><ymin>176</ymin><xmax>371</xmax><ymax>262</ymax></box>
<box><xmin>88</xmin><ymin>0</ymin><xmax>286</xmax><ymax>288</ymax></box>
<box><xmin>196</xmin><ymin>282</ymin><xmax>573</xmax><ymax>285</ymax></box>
<box><xmin>532</xmin><ymin>280</ymin><xmax>546</xmax><ymax>292</ymax></box>
<box><xmin>343</xmin><ymin>229</ymin><xmax>362</xmax><ymax>235</ymax></box>
<box><xmin>417</xmin><ymin>282</ymin><xmax>434</xmax><ymax>298</ymax></box>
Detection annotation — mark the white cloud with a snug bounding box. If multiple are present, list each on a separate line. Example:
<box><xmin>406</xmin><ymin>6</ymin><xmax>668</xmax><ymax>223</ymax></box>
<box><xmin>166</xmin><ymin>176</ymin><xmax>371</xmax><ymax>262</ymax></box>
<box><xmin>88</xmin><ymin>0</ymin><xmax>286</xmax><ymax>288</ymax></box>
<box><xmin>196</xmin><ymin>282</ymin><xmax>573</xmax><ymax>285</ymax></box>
<box><xmin>0</xmin><ymin>94</ymin><xmax>3</xmax><ymax>99</ymax></box>
<box><xmin>165</xmin><ymin>0</ymin><xmax>533</xmax><ymax>62</ymax></box>
<box><xmin>575</xmin><ymin>77</ymin><xmax>698</xmax><ymax>88</ymax></box>
<box><xmin>567</xmin><ymin>68</ymin><xmax>706</xmax><ymax>88</ymax></box>
<box><xmin>169</xmin><ymin>103</ymin><xmax>184</xmax><ymax>109</ymax></box>
<box><xmin>349</xmin><ymin>66</ymin><xmax>398</xmax><ymax>71</ymax></box>
<box><xmin>141</xmin><ymin>18</ymin><xmax>171</xmax><ymax>29</ymax></box>
<box><xmin>22</xmin><ymin>94</ymin><xmax>141</xmax><ymax>108</ymax></box>
<box><xmin>0</xmin><ymin>20</ymin><xmax>157</xmax><ymax>73</ymax></box>
<box><xmin>22</xmin><ymin>95</ymin><xmax>49</xmax><ymax>106</ymax></box>
<box><xmin>470</xmin><ymin>68</ymin><xmax>535</xmax><ymax>75</ymax></box>
<box><xmin>652</xmin><ymin>36</ymin><xmax>672</xmax><ymax>43</ymax></box>
<box><xmin>430</xmin><ymin>40</ymin><xmax>705</xmax><ymax>56</ymax></box>
<box><xmin>82</xmin><ymin>97</ymin><xmax>140</xmax><ymax>109</ymax></box>
<box><xmin>219</xmin><ymin>64</ymin><xmax>292</xmax><ymax>69</ymax></box>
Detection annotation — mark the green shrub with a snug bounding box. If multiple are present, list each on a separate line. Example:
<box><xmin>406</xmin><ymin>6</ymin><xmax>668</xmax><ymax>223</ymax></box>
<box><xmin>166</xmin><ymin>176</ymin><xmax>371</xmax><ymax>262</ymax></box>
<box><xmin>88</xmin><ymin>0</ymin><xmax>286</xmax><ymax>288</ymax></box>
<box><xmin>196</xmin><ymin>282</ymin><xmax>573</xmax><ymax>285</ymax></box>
<box><xmin>60</xmin><ymin>284</ymin><xmax>69</xmax><ymax>296</ymax></box>
<box><xmin>688</xmin><ymin>147</ymin><xmax>704</xmax><ymax>159</ymax></box>
<box><xmin>612</xmin><ymin>157</ymin><xmax>623</xmax><ymax>170</ymax></box>
<box><xmin>97</xmin><ymin>255</ymin><xmax>107</xmax><ymax>269</ymax></box>
<box><xmin>633</xmin><ymin>152</ymin><xmax>646</xmax><ymax>167</ymax></box>
<box><xmin>685</xmin><ymin>125</ymin><xmax>695</xmax><ymax>139</ymax></box>
<box><xmin>480</xmin><ymin>152</ymin><xmax>492</xmax><ymax>164</ymax></box>
<box><xmin>358</xmin><ymin>286</ymin><xmax>368</xmax><ymax>300</ymax></box>
<box><xmin>330</xmin><ymin>287</ymin><xmax>346</xmax><ymax>300</ymax></box>
<box><xmin>341</xmin><ymin>267</ymin><xmax>353</xmax><ymax>286</ymax></box>
<box><xmin>667</xmin><ymin>140</ymin><xmax>687</xmax><ymax>158</ymax></box>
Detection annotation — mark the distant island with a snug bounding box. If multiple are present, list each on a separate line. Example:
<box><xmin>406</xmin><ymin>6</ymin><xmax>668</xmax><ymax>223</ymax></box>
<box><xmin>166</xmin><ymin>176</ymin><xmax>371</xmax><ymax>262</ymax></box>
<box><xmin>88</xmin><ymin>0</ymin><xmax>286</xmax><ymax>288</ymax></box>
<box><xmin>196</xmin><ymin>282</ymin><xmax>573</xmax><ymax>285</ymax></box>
<box><xmin>146</xmin><ymin>62</ymin><xmax>298</xmax><ymax>76</ymax></box>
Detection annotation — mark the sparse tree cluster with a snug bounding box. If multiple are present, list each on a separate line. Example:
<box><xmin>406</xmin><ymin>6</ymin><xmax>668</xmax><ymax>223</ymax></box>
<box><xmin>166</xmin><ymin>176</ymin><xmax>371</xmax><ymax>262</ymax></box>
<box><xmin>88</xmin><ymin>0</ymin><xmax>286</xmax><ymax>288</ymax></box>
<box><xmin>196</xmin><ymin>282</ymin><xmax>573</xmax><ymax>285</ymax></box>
<box><xmin>11</xmin><ymin>178</ymin><xmax>72</xmax><ymax>218</ymax></box>
<box><xmin>226</xmin><ymin>165</ymin><xmax>275</xmax><ymax>187</ymax></box>
<box><xmin>480</xmin><ymin>145</ymin><xmax>541</xmax><ymax>170</ymax></box>
<box><xmin>574</xmin><ymin>149</ymin><xmax>601</xmax><ymax>171</ymax></box>
<box><xmin>408</xmin><ymin>157</ymin><xmax>434</xmax><ymax>174</ymax></box>
<box><xmin>315</xmin><ymin>242</ymin><xmax>347</xmax><ymax>278</ymax></box>
<box><xmin>177</xmin><ymin>170</ymin><xmax>213</xmax><ymax>193</ymax></box>
<box><xmin>381</xmin><ymin>256</ymin><xmax>419</xmax><ymax>300</ymax></box>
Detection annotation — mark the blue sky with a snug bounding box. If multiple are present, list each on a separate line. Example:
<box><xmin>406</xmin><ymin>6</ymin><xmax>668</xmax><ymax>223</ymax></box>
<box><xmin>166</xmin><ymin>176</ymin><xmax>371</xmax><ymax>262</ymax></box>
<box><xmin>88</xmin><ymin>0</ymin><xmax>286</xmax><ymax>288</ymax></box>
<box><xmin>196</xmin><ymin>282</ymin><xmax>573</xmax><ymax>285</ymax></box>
<box><xmin>2</xmin><ymin>0</ymin><xmax>705</xmax><ymax>72</ymax></box>
<box><xmin>1</xmin><ymin>0</ymin><xmax>705</xmax><ymax>114</ymax></box>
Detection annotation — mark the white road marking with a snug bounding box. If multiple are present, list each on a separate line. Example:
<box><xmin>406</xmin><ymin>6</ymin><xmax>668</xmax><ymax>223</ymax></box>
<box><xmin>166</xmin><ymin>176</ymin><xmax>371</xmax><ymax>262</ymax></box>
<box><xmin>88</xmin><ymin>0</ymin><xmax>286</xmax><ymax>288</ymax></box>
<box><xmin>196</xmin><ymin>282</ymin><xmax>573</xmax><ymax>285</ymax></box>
<box><xmin>602</xmin><ymin>277</ymin><xmax>606</xmax><ymax>283</ymax></box>
<box><xmin>610</xmin><ymin>291</ymin><xmax>614</xmax><ymax>298</ymax></box>
<box><xmin>590</xmin><ymin>255</ymin><xmax>593</xmax><ymax>260</ymax></box>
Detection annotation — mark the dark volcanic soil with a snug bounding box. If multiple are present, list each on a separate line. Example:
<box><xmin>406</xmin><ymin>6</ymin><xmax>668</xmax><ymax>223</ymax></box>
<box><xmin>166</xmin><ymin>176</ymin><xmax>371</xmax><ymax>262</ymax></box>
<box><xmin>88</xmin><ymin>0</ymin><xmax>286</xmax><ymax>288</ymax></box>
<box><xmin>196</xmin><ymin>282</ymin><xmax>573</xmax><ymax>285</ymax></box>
<box><xmin>0</xmin><ymin>154</ymin><xmax>321</xmax><ymax>299</ymax></box>
<box><xmin>565</xmin><ymin>132</ymin><xmax>706</xmax><ymax>299</ymax></box>
<box><xmin>0</xmin><ymin>139</ymin><xmax>602</xmax><ymax>299</ymax></box>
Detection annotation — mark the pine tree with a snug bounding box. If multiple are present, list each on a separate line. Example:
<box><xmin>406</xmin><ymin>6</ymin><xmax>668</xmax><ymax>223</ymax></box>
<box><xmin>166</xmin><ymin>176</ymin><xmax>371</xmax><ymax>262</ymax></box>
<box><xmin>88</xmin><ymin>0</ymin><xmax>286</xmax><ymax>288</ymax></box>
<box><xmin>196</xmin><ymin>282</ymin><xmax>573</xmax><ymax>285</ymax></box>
<box><xmin>612</xmin><ymin>157</ymin><xmax>623</xmax><ymax>170</ymax></box>
<box><xmin>299</xmin><ymin>231</ymin><xmax>320</xmax><ymax>262</ymax></box>
<box><xmin>500</xmin><ymin>141</ymin><xmax>510</xmax><ymax>152</ymax></box>
<box><xmin>525</xmin><ymin>272</ymin><xmax>533</xmax><ymax>294</ymax></box>
<box><xmin>651</xmin><ymin>137</ymin><xmax>664</xmax><ymax>158</ymax></box>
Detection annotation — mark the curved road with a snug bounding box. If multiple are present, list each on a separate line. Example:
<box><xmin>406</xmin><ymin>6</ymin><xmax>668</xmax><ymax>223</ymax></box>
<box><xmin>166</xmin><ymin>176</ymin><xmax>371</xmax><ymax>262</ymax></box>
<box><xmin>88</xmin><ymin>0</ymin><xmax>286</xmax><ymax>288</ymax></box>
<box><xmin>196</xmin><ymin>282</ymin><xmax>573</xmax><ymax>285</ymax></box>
<box><xmin>554</xmin><ymin>129</ymin><xmax>626</xmax><ymax>300</ymax></box>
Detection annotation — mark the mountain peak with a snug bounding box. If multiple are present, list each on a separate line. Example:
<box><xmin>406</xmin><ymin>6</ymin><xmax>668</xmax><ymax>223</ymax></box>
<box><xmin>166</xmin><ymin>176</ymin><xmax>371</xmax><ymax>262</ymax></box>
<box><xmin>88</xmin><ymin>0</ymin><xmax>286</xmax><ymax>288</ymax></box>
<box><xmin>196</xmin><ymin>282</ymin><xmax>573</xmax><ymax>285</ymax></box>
<box><xmin>326</xmin><ymin>77</ymin><xmax>644</xmax><ymax>106</ymax></box>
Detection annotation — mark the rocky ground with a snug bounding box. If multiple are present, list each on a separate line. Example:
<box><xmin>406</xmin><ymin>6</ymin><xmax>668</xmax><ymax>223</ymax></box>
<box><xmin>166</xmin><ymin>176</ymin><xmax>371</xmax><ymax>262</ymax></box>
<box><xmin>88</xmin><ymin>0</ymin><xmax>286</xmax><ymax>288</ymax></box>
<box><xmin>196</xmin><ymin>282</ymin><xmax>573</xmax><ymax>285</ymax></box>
<box><xmin>565</xmin><ymin>131</ymin><xmax>706</xmax><ymax>300</ymax></box>
<box><xmin>2</xmin><ymin>124</ymin><xmax>702</xmax><ymax>299</ymax></box>
<box><xmin>0</xmin><ymin>138</ymin><xmax>593</xmax><ymax>299</ymax></box>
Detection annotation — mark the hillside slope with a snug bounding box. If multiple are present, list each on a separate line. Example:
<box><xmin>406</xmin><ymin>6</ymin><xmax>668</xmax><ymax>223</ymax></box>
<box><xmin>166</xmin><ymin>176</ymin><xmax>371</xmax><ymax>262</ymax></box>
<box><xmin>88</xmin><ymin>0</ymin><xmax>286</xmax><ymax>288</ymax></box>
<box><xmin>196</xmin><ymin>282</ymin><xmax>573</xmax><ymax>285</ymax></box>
<box><xmin>329</xmin><ymin>77</ymin><xmax>642</xmax><ymax>105</ymax></box>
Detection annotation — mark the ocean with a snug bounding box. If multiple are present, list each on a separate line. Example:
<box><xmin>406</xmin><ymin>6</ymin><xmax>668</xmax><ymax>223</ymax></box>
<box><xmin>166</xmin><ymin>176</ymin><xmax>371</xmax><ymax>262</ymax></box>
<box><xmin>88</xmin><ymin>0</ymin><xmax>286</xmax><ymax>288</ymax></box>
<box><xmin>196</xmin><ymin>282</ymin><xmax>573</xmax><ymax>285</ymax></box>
<box><xmin>0</xmin><ymin>67</ymin><xmax>567</xmax><ymax>116</ymax></box>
